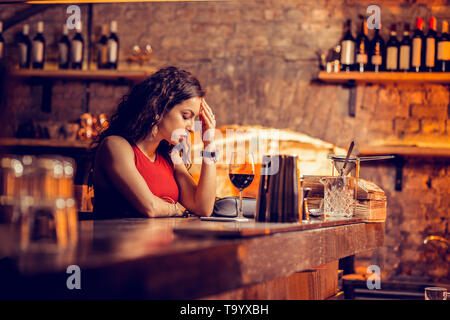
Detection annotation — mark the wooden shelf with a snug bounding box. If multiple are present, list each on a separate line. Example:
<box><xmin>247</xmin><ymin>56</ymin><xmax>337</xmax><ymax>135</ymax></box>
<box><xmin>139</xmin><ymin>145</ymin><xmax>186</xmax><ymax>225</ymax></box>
<box><xmin>359</xmin><ymin>145</ymin><xmax>450</xmax><ymax>158</ymax></box>
<box><xmin>0</xmin><ymin>138</ymin><xmax>91</xmax><ymax>149</ymax></box>
<box><xmin>360</xmin><ymin>145</ymin><xmax>450</xmax><ymax>191</ymax></box>
<box><xmin>318</xmin><ymin>71</ymin><xmax>450</xmax><ymax>84</ymax></box>
<box><xmin>10</xmin><ymin>68</ymin><xmax>157</xmax><ymax>83</ymax></box>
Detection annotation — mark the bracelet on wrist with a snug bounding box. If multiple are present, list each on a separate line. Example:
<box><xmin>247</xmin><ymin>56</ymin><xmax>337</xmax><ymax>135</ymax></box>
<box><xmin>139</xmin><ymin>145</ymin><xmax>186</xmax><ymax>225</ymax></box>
<box><xmin>201</xmin><ymin>149</ymin><xmax>219</xmax><ymax>163</ymax></box>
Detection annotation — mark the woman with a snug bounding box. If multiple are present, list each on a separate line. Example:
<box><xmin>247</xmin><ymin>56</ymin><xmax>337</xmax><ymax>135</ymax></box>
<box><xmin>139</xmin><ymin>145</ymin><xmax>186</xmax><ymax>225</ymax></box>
<box><xmin>92</xmin><ymin>66</ymin><xmax>216</xmax><ymax>218</ymax></box>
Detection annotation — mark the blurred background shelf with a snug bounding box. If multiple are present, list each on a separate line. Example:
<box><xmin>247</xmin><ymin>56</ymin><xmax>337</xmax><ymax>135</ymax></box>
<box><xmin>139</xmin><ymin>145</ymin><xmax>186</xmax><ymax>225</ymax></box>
<box><xmin>359</xmin><ymin>145</ymin><xmax>450</xmax><ymax>191</ymax></box>
<box><xmin>10</xmin><ymin>68</ymin><xmax>158</xmax><ymax>113</ymax></box>
<box><xmin>359</xmin><ymin>145</ymin><xmax>450</xmax><ymax>158</ymax></box>
<box><xmin>317</xmin><ymin>71</ymin><xmax>450</xmax><ymax>84</ymax></box>
<box><xmin>10</xmin><ymin>68</ymin><xmax>156</xmax><ymax>83</ymax></box>
<box><xmin>0</xmin><ymin>137</ymin><xmax>91</xmax><ymax>149</ymax></box>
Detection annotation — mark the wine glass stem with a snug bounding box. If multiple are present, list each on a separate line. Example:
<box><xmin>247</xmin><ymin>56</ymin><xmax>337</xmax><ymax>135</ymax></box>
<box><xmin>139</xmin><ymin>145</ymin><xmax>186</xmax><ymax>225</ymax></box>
<box><xmin>238</xmin><ymin>189</ymin><xmax>243</xmax><ymax>219</ymax></box>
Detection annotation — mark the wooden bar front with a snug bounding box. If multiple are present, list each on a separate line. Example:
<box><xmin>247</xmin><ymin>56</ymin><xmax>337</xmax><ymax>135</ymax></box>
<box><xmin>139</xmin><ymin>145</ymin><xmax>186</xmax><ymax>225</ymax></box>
<box><xmin>0</xmin><ymin>217</ymin><xmax>384</xmax><ymax>299</ymax></box>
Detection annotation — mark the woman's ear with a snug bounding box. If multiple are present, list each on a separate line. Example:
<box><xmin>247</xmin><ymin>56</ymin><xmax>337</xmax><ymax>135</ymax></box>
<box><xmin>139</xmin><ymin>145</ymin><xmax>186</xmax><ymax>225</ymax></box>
<box><xmin>151</xmin><ymin>125</ymin><xmax>159</xmax><ymax>138</ymax></box>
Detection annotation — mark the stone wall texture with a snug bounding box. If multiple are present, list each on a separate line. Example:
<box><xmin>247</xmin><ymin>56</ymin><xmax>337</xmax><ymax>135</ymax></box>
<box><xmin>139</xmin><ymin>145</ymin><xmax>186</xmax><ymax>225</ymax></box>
<box><xmin>1</xmin><ymin>0</ymin><xmax>449</xmax><ymax>283</ymax></box>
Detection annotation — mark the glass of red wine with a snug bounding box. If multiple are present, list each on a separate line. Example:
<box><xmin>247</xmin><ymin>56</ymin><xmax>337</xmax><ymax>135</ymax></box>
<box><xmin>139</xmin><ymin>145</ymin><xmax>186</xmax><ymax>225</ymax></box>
<box><xmin>229</xmin><ymin>152</ymin><xmax>255</xmax><ymax>221</ymax></box>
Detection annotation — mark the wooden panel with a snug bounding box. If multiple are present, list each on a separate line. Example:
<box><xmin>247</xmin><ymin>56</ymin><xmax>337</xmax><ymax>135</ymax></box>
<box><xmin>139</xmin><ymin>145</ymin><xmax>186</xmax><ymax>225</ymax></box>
<box><xmin>236</xmin><ymin>223</ymin><xmax>384</xmax><ymax>288</ymax></box>
<box><xmin>205</xmin><ymin>260</ymin><xmax>339</xmax><ymax>300</ymax></box>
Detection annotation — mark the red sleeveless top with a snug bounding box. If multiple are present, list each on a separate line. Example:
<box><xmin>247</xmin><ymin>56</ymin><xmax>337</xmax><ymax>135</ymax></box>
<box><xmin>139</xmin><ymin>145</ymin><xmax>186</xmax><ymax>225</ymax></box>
<box><xmin>132</xmin><ymin>145</ymin><xmax>179</xmax><ymax>204</ymax></box>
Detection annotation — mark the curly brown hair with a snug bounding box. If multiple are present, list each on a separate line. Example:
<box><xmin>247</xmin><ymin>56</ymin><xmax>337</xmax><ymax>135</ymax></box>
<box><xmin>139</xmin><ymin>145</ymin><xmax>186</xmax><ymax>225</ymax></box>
<box><xmin>91</xmin><ymin>66</ymin><xmax>205</xmax><ymax>164</ymax></box>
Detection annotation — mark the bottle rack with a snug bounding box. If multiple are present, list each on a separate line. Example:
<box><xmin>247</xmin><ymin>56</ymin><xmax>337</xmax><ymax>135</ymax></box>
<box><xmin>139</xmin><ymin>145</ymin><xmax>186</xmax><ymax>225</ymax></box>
<box><xmin>316</xmin><ymin>71</ymin><xmax>450</xmax><ymax>117</ymax></box>
<box><xmin>7</xmin><ymin>3</ymin><xmax>158</xmax><ymax>113</ymax></box>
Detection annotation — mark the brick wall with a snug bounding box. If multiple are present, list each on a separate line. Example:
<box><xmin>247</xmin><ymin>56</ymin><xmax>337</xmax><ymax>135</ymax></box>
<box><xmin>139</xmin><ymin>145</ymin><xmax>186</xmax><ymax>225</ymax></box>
<box><xmin>1</xmin><ymin>0</ymin><xmax>449</xmax><ymax>282</ymax></box>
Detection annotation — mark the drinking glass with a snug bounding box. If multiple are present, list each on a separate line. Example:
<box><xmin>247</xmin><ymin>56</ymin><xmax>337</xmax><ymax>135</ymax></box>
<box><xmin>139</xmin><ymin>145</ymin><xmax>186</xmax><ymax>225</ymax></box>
<box><xmin>320</xmin><ymin>176</ymin><xmax>356</xmax><ymax>218</ymax></box>
<box><xmin>0</xmin><ymin>155</ymin><xmax>24</xmax><ymax>223</ymax></box>
<box><xmin>0</xmin><ymin>155</ymin><xmax>78</xmax><ymax>252</ymax></box>
<box><xmin>425</xmin><ymin>287</ymin><xmax>447</xmax><ymax>300</ymax></box>
<box><xmin>228</xmin><ymin>152</ymin><xmax>255</xmax><ymax>222</ymax></box>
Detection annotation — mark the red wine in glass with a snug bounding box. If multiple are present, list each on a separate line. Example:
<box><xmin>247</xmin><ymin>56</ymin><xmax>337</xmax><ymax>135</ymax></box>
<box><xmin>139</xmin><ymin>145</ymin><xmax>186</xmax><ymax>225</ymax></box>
<box><xmin>229</xmin><ymin>173</ymin><xmax>254</xmax><ymax>190</ymax></box>
<box><xmin>229</xmin><ymin>152</ymin><xmax>255</xmax><ymax>221</ymax></box>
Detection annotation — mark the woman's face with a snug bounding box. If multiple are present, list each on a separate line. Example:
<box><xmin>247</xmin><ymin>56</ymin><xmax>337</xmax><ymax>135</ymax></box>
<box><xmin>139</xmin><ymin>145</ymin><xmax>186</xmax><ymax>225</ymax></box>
<box><xmin>158</xmin><ymin>97</ymin><xmax>202</xmax><ymax>145</ymax></box>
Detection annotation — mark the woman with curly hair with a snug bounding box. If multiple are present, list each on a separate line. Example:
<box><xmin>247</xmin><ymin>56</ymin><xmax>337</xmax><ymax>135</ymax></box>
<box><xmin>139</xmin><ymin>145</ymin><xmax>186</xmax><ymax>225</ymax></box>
<box><xmin>92</xmin><ymin>66</ymin><xmax>216</xmax><ymax>218</ymax></box>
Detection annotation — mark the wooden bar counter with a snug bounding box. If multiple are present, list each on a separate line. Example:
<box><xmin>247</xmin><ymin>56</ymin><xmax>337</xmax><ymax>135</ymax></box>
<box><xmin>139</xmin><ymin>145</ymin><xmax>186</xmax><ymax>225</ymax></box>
<box><xmin>0</xmin><ymin>217</ymin><xmax>384</xmax><ymax>299</ymax></box>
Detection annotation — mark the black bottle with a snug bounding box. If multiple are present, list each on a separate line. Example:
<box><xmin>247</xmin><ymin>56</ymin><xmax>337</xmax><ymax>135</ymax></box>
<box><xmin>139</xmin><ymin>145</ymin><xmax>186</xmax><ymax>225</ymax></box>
<box><xmin>369</xmin><ymin>24</ymin><xmax>385</xmax><ymax>72</ymax></box>
<box><xmin>31</xmin><ymin>21</ymin><xmax>45</xmax><ymax>69</ymax></box>
<box><xmin>71</xmin><ymin>22</ymin><xmax>84</xmax><ymax>69</ymax></box>
<box><xmin>411</xmin><ymin>17</ymin><xmax>425</xmax><ymax>72</ymax></box>
<box><xmin>399</xmin><ymin>23</ymin><xmax>411</xmax><ymax>72</ymax></box>
<box><xmin>425</xmin><ymin>16</ymin><xmax>437</xmax><ymax>72</ymax></box>
<box><xmin>97</xmin><ymin>24</ymin><xmax>108</xmax><ymax>69</ymax></box>
<box><xmin>436</xmin><ymin>20</ymin><xmax>450</xmax><ymax>72</ymax></box>
<box><xmin>355</xmin><ymin>20</ymin><xmax>369</xmax><ymax>72</ymax></box>
<box><xmin>59</xmin><ymin>24</ymin><xmax>70</xmax><ymax>69</ymax></box>
<box><xmin>18</xmin><ymin>24</ymin><xmax>31</xmax><ymax>69</ymax></box>
<box><xmin>0</xmin><ymin>21</ymin><xmax>4</xmax><ymax>60</ymax></box>
<box><xmin>340</xmin><ymin>19</ymin><xmax>355</xmax><ymax>72</ymax></box>
<box><xmin>385</xmin><ymin>24</ymin><xmax>399</xmax><ymax>71</ymax></box>
<box><xmin>107</xmin><ymin>21</ymin><xmax>119</xmax><ymax>69</ymax></box>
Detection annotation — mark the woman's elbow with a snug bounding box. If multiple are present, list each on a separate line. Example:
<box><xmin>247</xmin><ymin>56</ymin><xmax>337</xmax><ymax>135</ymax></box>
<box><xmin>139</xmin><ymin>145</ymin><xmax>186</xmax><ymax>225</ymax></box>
<box><xmin>144</xmin><ymin>210</ymin><xmax>158</xmax><ymax>218</ymax></box>
<box><xmin>196</xmin><ymin>210</ymin><xmax>212</xmax><ymax>217</ymax></box>
<box><xmin>195</xmin><ymin>204</ymin><xmax>214</xmax><ymax>217</ymax></box>
<box><xmin>141</xmin><ymin>200</ymin><xmax>158</xmax><ymax>218</ymax></box>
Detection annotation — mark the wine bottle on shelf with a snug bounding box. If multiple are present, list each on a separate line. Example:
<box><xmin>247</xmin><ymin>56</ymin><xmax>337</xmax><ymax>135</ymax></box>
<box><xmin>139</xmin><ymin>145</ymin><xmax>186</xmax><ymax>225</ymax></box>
<box><xmin>0</xmin><ymin>21</ymin><xmax>4</xmax><ymax>60</ymax></box>
<box><xmin>97</xmin><ymin>24</ymin><xmax>108</xmax><ymax>69</ymax></box>
<box><xmin>58</xmin><ymin>24</ymin><xmax>70</xmax><ymax>69</ymax></box>
<box><xmin>355</xmin><ymin>20</ymin><xmax>369</xmax><ymax>72</ymax></box>
<box><xmin>385</xmin><ymin>24</ymin><xmax>399</xmax><ymax>72</ymax></box>
<box><xmin>436</xmin><ymin>20</ymin><xmax>450</xmax><ymax>72</ymax></box>
<box><xmin>107</xmin><ymin>20</ymin><xmax>119</xmax><ymax>69</ymax></box>
<box><xmin>399</xmin><ymin>23</ymin><xmax>411</xmax><ymax>72</ymax></box>
<box><xmin>369</xmin><ymin>24</ymin><xmax>385</xmax><ymax>72</ymax></box>
<box><xmin>71</xmin><ymin>22</ymin><xmax>84</xmax><ymax>69</ymax></box>
<box><xmin>411</xmin><ymin>17</ymin><xmax>425</xmax><ymax>72</ymax></box>
<box><xmin>18</xmin><ymin>24</ymin><xmax>31</xmax><ymax>68</ymax></box>
<box><xmin>425</xmin><ymin>16</ymin><xmax>437</xmax><ymax>72</ymax></box>
<box><xmin>31</xmin><ymin>21</ymin><xmax>45</xmax><ymax>69</ymax></box>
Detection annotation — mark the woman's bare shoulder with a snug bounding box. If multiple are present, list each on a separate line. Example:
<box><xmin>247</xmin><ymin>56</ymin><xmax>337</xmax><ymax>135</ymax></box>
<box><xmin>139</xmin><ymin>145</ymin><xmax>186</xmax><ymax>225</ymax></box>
<box><xmin>101</xmin><ymin>135</ymin><xmax>130</xmax><ymax>146</ymax></box>
<box><xmin>94</xmin><ymin>136</ymin><xmax>135</xmax><ymax>186</ymax></box>
<box><xmin>99</xmin><ymin>135</ymin><xmax>131</xmax><ymax>149</ymax></box>
<box><xmin>97</xmin><ymin>135</ymin><xmax>134</xmax><ymax>160</ymax></box>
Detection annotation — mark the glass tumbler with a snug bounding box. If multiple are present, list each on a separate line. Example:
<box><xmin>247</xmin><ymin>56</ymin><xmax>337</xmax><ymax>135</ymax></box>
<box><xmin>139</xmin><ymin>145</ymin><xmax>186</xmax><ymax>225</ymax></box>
<box><xmin>425</xmin><ymin>287</ymin><xmax>447</xmax><ymax>300</ymax></box>
<box><xmin>19</xmin><ymin>156</ymin><xmax>78</xmax><ymax>252</ymax></box>
<box><xmin>320</xmin><ymin>176</ymin><xmax>356</xmax><ymax>218</ymax></box>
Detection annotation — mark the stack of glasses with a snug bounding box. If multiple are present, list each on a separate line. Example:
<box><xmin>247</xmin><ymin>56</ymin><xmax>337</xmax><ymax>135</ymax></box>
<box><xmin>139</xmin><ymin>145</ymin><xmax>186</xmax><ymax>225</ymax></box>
<box><xmin>0</xmin><ymin>155</ymin><xmax>78</xmax><ymax>252</ymax></box>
